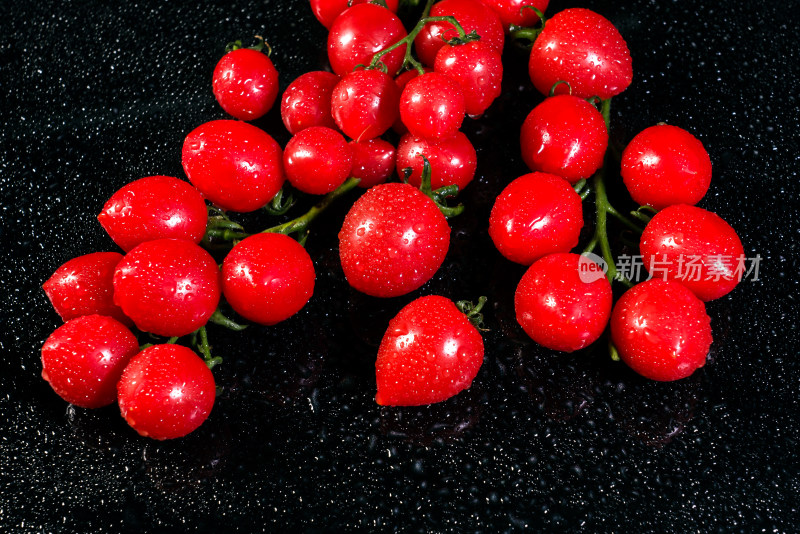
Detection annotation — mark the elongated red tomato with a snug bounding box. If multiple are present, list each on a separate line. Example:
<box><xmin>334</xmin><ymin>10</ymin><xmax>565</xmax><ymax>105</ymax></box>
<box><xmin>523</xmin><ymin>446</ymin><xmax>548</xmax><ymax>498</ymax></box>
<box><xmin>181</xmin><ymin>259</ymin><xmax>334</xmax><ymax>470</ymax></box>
<box><xmin>284</xmin><ymin>126</ymin><xmax>352</xmax><ymax>194</ymax></box>
<box><xmin>331</xmin><ymin>69</ymin><xmax>400</xmax><ymax>141</ymax></box>
<box><xmin>434</xmin><ymin>41</ymin><xmax>503</xmax><ymax>117</ymax></box>
<box><xmin>212</xmin><ymin>48</ymin><xmax>279</xmax><ymax>121</ymax></box>
<box><xmin>396</xmin><ymin>132</ymin><xmax>477</xmax><ymax>190</ymax></box>
<box><xmin>310</xmin><ymin>0</ymin><xmax>399</xmax><ymax>30</ymax></box>
<box><xmin>327</xmin><ymin>4</ymin><xmax>407</xmax><ymax>76</ymax></box>
<box><xmin>281</xmin><ymin>71</ymin><xmax>340</xmax><ymax>135</ymax></box>
<box><xmin>400</xmin><ymin>72</ymin><xmax>465</xmax><ymax>140</ymax></box>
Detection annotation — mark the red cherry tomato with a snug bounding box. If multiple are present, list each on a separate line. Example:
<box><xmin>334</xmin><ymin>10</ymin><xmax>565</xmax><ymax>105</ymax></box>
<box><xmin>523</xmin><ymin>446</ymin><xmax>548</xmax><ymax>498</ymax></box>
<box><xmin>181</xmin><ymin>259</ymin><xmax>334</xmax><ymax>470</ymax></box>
<box><xmin>117</xmin><ymin>344</ymin><xmax>216</xmax><ymax>440</ymax></box>
<box><xmin>520</xmin><ymin>95</ymin><xmax>608</xmax><ymax>184</ymax></box>
<box><xmin>349</xmin><ymin>138</ymin><xmax>396</xmax><ymax>188</ymax></box>
<box><xmin>621</xmin><ymin>124</ymin><xmax>712</xmax><ymax>210</ymax></box>
<box><xmin>331</xmin><ymin>69</ymin><xmax>400</xmax><ymax>141</ymax></box>
<box><xmin>396</xmin><ymin>131</ymin><xmax>477</xmax><ymax>190</ymax></box>
<box><xmin>414</xmin><ymin>0</ymin><xmax>504</xmax><ymax>67</ymax></box>
<box><xmin>222</xmin><ymin>233</ymin><xmax>316</xmax><ymax>325</ymax></box>
<box><xmin>488</xmin><ymin>172</ymin><xmax>584</xmax><ymax>265</ymax></box>
<box><xmin>392</xmin><ymin>68</ymin><xmax>431</xmax><ymax>134</ymax></box>
<box><xmin>284</xmin><ymin>126</ymin><xmax>352</xmax><ymax>194</ymax></box>
<box><xmin>338</xmin><ymin>183</ymin><xmax>450</xmax><ymax>298</ymax></box>
<box><xmin>212</xmin><ymin>48</ymin><xmax>279</xmax><ymax>121</ymax></box>
<box><xmin>514</xmin><ymin>253</ymin><xmax>612</xmax><ymax>352</ymax></box>
<box><xmin>639</xmin><ymin>205</ymin><xmax>745</xmax><ymax>301</ymax></box>
<box><xmin>610</xmin><ymin>279</ymin><xmax>713</xmax><ymax>381</ymax></box>
<box><xmin>480</xmin><ymin>0</ymin><xmax>549</xmax><ymax>31</ymax></box>
<box><xmin>182</xmin><ymin>120</ymin><xmax>284</xmax><ymax>212</ymax></box>
<box><xmin>375</xmin><ymin>295</ymin><xmax>484</xmax><ymax>406</ymax></box>
<box><xmin>280</xmin><ymin>71</ymin><xmax>340</xmax><ymax>135</ymax></box>
<box><xmin>528</xmin><ymin>8</ymin><xmax>632</xmax><ymax>99</ymax></box>
<box><xmin>113</xmin><ymin>239</ymin><xmax>221</xmax><ymax>337</ymax></box>
<box><xmin>310</xmin><ymin>0</ymin><xmax>399</xmax><ymax>30</ymax></box>
<box><xmin>43</xmin><ymin>252</ymin><xmax>130</xmax><ymax>325</ymax></box>
<box><xmin>98</xmin><ymin>175</ymin><xmax>208</xmax><ymax>252</ymax></box>
<box><xmin>41</xmin><ymin>315</ymin><xmax>139</xmax><ymax>409</ymax></box>
<box><xmin>400</xmin><ymin>72</ymin><xmax>465</xmax><ymax>140</ymax></box>
<box><xmin>434</xmin><ymin>41</ymin><xmax>503</xmax><ymax>117</ymax></box>
<box><xmin>327</xmin><ymin>4</ymin><xmax>407</xmax><ymax>76</ymax></box>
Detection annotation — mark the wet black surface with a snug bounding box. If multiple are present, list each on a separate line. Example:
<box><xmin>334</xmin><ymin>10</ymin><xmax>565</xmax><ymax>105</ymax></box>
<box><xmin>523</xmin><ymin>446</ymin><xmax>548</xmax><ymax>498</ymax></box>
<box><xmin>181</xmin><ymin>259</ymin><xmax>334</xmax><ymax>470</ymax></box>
<box><xmin>2</xmin><ymin>0</ymin><xmax>799</xmax><ymax>532</ymax></box>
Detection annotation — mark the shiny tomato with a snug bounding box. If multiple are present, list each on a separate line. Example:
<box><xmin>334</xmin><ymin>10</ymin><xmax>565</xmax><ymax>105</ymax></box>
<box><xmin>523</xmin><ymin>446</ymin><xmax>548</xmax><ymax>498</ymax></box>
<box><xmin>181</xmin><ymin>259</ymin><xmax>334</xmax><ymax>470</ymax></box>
<box><xmin>349</xmin><ymin>138</ymin><xmax>396</xmax><ymax>188</ymax></box>
<box><xmin>399</xmin><ymin>72</ymin><xmax>465</xmax><ymax>140</ymax></box>
<box><xmin>310</xmin><ymin>0</ymin><xmax>399</xmax><ymax>30</ymax></box>
<box><xmin>480</xmin><ymin>0</ymin><xmax>549</xmax><ymax>30</ymax></box>
<box><xmin>280</xmin><ymin>71</ymin><xmax>340</xmax><ymax>135</ymax></box>
<box><xmin>212</xmin><ymin>48</ymin><xmax>279</xmax><ymax>121</ymax></box>
<box><xmin>391</xmin><ymin>68</ymin><xmax>431</xmax><ymax>134</ymax></box>
<box><xmin>327</xmin><ymin>4</ymin><xmax>407</xmax><ymax>76</ymax></box>
<box><xmin>284</xmin><ymin>126</ymin><xmax>352</xmax><ymax>194</ymax></box>
<box><xmin>433</xmin><ymin>40</ymin><xmax>503</xmax><ymax>117</ymax></box>
<box><xmin>331</xmin><ymin>69</ymin><xmax>400</xmax><ymax>141</ymax></box>
<box><xmin>396</xmin><ymin>131</ymin><xmax>477</xmax><ymax>190</ymax></box>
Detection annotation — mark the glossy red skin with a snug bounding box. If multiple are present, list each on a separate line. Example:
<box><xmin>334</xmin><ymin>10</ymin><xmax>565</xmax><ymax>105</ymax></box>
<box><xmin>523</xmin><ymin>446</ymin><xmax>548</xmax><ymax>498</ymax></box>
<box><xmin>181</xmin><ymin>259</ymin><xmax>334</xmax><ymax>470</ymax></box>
<box><xmin>400</xmin><ymin>72</ymin><xmax>465</xmax><ymax>140</ymax></box>
<box><xmin>392</xmin><ymin>68</ymin><xmax>431</xmax><ymax>134</ymax></box>
<box><xmin>480</xmin><ymin>0</ymin><xmax>549</xmax><ymax>30</ymax></box>
<box><xmin>611</xmin><ymin>279</ymin><xmax>713</xmax><ymax>381</ymax></box>
<box><xmin>43</xmin><ymin>252</ymin><xmax>130</xmax><ymax>325</ymax></box>
<box><xmin>621</xmin><ymin>125</ymin><xmax>712</xmax><ymax>210</ymax></box>
<box><xmin>640</xmin><ymin>205</ymin><xmax>745</xmax><ymax>301</ymax></box>
<box><xmin>117</xmin><ymin>344</ymin><xmax>216</xmax><ymax>440</ymax></box>
<box><xmin>514</xmin><ymin>253</ymin><xmax>612</xmax><ymax>352</ymax></box>
<box><xmin>434</xmin><ymin>41</ymin><xmax>503</xmax><ymax>117</ymax></box>
<box><xmin>520</xmin><ymin>95</ymin><xmax>608</xmax><ymax>184</ymax></box>
<box><xmin>327</xmin><ymin>4</ymin><xmax>407</xmax><ymax>76</ymax></box>
<box><xmin>212</xmin><ymin>48</ymin><xmax>278</xmax><ymax>121</ymax></box>
<box><xmin>414</xmin><ymin>0</ymin><xmax>504</xmax><ymax>67</ymax></box>
<box><xmin>182</xmin><ymin>120</ymin><xmax>284</xmax><ymax>212</ymax></box>
<box><xmin>489</xmin><ymin>172</ymin><xmax>583</xmax><ymax>265</ymax></box>
<box><xmin>280</xmin><ymin>71</ymin><xmax>340</xmax><ymax>135</ymax></box>
<box><xmin>284</xmin><ymin>126</ymin><xmax>352</xmax><ymax>194</ymax></box>
<box><xmin>396</xmin><ymin>132</ymin><xmax>477</xmax><ymax>190</ymax></box>
<box><xmin>311</xmin><ymin>0</ymin><xmax>399</xmax><ymax>30</ymax></box>
<box><xmin>222</xmin><ymin>233</ymin><xmax>316</xmax><ymax>325</ymax></box>
<box><xmin>113</xmin><ymin>239</ymin><xmax>221</xmax><ymax>337</ymax></box>
<box><xmin>98</xmin><ymin>175</ymin><xmax>208</xmax><ymax>252</ymax></box>
<box><xmin>349</xmin><ymin>138</ymin><xmax>396</xmax><ymax>188</ymax></box>
<box><xmin>528</xmin><ymin>8</ymin><xmax>632</xmax><ymax>99</ymax></box>
<box><xmin>41</xmin><ymin>315</ymin><xmax>139</xmax><ymax>409</ymax></box>
<box><xmin>375</xmin><ymin>295</ymin><xmax>484</xmax><ymax>406</ymax></box>
<box><xmin>338</xmin><ymin>183</ymin><xmax>450</xmax><ymax>298</ymax></box>
<box><xmin>331</xmin><ymin>69</ymin><xmax>400</xmax><ymax>141</ymax></box>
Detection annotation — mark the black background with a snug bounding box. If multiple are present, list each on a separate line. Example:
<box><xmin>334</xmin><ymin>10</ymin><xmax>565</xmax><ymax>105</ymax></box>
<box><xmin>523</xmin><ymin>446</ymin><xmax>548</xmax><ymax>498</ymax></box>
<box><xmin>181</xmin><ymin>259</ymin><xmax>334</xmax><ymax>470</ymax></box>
<box><xmin>2</xmin><ymin>0</ymin><xmax>799</xmax><ymax>532</ymax></box>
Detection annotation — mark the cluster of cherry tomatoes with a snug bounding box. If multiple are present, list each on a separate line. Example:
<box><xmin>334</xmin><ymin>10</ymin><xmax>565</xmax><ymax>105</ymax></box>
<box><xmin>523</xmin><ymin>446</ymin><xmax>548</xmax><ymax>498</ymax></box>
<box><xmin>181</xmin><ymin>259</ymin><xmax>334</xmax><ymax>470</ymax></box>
<box><xmin>39</xmin><ymin>0</ymin><xmax>745</xmax><ymax>440</ymax></box>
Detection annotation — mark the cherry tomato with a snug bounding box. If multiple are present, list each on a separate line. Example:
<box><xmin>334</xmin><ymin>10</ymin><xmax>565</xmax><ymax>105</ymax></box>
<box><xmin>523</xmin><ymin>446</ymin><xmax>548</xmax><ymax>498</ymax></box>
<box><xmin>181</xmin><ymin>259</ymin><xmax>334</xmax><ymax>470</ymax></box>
<box><xmin>488</xmin><ymin>172</ymin><xmax>584</xmax><ymax>265</ymax></box>
<box><xmin>113</xmin><ymin>239</ymin><xmax>221</xmax><ymax>337</ymax></box>
<box><xmin>222</xmin><ymin>233</ymin><xmax>316</xmax><ymax>325</ymax></box>
<box><xmin>284</xmin><ymin>126</ymin><xmax>352</xmax><ymax>195</ymax></box>
<box><xmin>212</xmin><ymin>48</ymin><xmax>279</xmax><ymax>121</ymax></box>
<box><xmin>43</xmin><ymin>252</ymin><xmax>130</xmax><ymax>325</ymax></box>
<box><xmin>528</xmin><ymin>8</ymin><xmax>632</xmax><ymax>99</ymax></box>
<box><xmin>639</xmin><ymin>205</ymin><xmax>745</xmax><ymax>301</ymax></box>
<box><xmin>434</xmin><ymin>41</ymin><xmax>503</xmax><ymax>117</ymax></box>
<box><xmin>117</xmin><ymin>344</ymin><xmax>216</xmax><ymax>440</ymax></box>
<box><xmin>514</xmin><ymin>253</ymin><xmax>612</xmax><ymax>352</ymax></box>
<box><xmin>339</xmin><ymin>183</ymin><xmax>450</xmax><ymax>298</ymax></box>
<box><xmin>480</xmin><ymin>0</ymin><xmax>549</xmax><ymax>31</ymax></box>
<box><xmin>375</xmin><ymin>295</ymin><xmax>484</xmax><ymax>406</ymax></box>
<box><xmin>392</xmin><ymin>68</ymin><xmax>431</xmax><ymax>134</ymax></box>
<box><xmin>331</xmin><ymin>69</ymin><xmax>400</xmax><ymax>141</ymax></box>
<box><xmin>41</xmin><ymin>315</ymin><xmax>139</xmax><ymax>409</ymax></box>
<box><xmin>327</xmin><ymin>4</ymin><xmax>407</xmax><ymax>76</ymax></box>
<box><xmin>400</xmin><ymin>72</ymin><xmax>465</xmax><ymax>140</ymax></box>
<box><xmin>396</xmin><ymin>131</ymin><xmax>477</xmax><ymax>190</ymax></box>
<box><xmin>414</xmin><ymin>0</ymin><xmax>504</xmax><ymax>67</ymax></box>
<box><xmin>610</xmin><ymin>279</ymin><xmax>713</xmax><ymax>381</ymax></box>
<box><xmin>182</xmin><ymin>120</ymin><xmax>284</xmax><ymax>212</ymax></box>
<box><xmin>280</xmin><ymin>71</ymin><xmax>340</xmax><ymax>135</ymax></box>
<box><xmin>98</xmin><ymin>175</ymin><xmax>208</xmax><ymax>252</ymax></box>
<box><xmin>520</xmin><ymin>95</ymin><xmax>608</xmax><ymax>184</ymax></box>
<box><xmin>350</xmin><ymin>138</ymin><xmax>396</xmax><ymax>188</ymax></box>
<box><xmin>621</xmin><ymin>124</ymin><xmax>712</xmax><ymax>210</ymax></box>
<box><xmin>310</xmin><ymin>0</ymin><xmax>399</xmax><ymax>30</ymax></box>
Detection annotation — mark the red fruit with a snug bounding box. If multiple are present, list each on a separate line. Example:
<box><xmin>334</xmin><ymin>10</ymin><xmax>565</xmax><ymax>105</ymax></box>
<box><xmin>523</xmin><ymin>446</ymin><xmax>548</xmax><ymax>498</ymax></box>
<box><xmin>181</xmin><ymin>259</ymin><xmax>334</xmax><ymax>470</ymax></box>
<box><xmin>396</xmin><ymin>132</ymin><xmax>477</xmax><ymax>190</ymax></box>
<box><xmin>610</xmin><ymin>279</ymin><xmax>713</xmax><ymax>381</ymax></box>
<box><xmin>514</xmin><ymin>253</ymin><xmax>612</xmax><ymax>352</ymax></box>
<box><xmin>98</xmin><ymin>175</ymin><xmax>208</xmax><ymax>252</ymax></box>
<box><xmin>338</xmin><ymin>183</ymin><xmax>450</xmax><ymax>298</ymax></box>
<box><xmin>375</xmin><ymin>295</ymin><xmax>484</xmax><ymax>406</ymax></box>
<box><xmin>621</xmin><ymin>124</ymin><xmax>712</xmax><ymax>210</ymax></box>
<box><xmin>284</xmin><ymin>126</ymin><xmax>352</xmax><ymax>195</ymax></box>
<box><xmin>222</xmin><ymin>233</ymin><xmax>315</xmax><ymax>325</ymax></box>
<box><xmin>330</xmin><ymin>69</ymin><xmax>400</xmax><ymax>141</ymax></box>
<box><xmin>480</xmin><ymin>0</ymin><xmax>549</xmax><ymax>31</ymax></box>
<box><xmin>212</xmin><ymin>48</ymin><xmax>279</xmax><ymax>121</ymax></box>
<box><xmin>327</xmin><ymin>4</ymin><xmax>407</xmax><ymax>76</ymax></box>
<box><xmin>117</xmin><ymin>344</ymin><xmax>216</xmax><ymax>440</ymax></box>
<box><xmin>113</xmin><ymin>239</ymin><xmax>221</xmax><ymax>337</ymax></box>
<box><xmin>311</xmin><ymin>0</ymin><xmax>399</xmax><ymax>29</ymax></box>
<box><xmin>434</xmin><ymin>41</ymin><xmax>503</xmax><ymax>117</ymax></box>
<box><xmin>520</xmin><ymin>95</ymin><xmax>608</xmax><ymax>184</ymax></box>
<box><xmin>43</xmin><ymin>252</ymin><xmax>129</xmax><ymax>324</ymax></box>
<box><xmin>349</xmin><ymin>138</ymin><xmax>396</xmax><ymax>188</ymax></box>
<box><xmin>640</xmin><ymin>205</ymin><xmax>745</xmax><ymax>301</ymax></box>
<box><xmin>488</xmin><ymin>172</ymin><xmax>584</xmax><ymax>265</ymax></box>
<box><xmin>400</xmin><ymin>72</ymin><xmax>465</xmax><ymax>140</ymax></box>
<box><xmin>281</xmin><ymin>71</ymin><xmax>340</xmax><ymax>135</ymax></box>
<box><xmin>528</xmin><ymin>8</ymin><xmax>632</xmax><ymax>99</ymax></box>
<box><xmin>182</xmin><ymin>120</ymin><xmax>284</xmax><ymax>212</ymax></box>
<box><xmin>392</xmin><ymin>68</ymin><xmax>431</xmax><ymax>134</ymax></box>
<box><xmin>41</xmin><ymin>315</ymin><xmax>139</xmax><ymax>408</ymax></box>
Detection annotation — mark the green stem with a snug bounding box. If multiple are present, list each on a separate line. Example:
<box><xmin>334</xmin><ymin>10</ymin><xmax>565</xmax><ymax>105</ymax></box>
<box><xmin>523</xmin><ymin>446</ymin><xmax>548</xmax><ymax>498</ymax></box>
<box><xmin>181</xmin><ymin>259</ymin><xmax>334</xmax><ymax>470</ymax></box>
<box><xmin>195</xmin><ymin>326</ymin><xmax>222</xmax><ymax>370</ymax></box>
<box><xmin>208</xmin><ymin>309</ymin><xmax>248</xmax><ymax>331</ymax></box>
